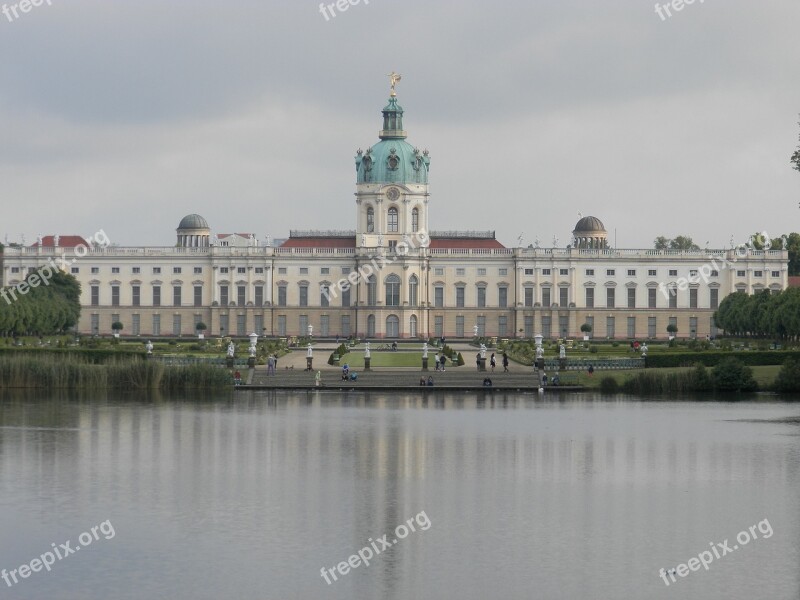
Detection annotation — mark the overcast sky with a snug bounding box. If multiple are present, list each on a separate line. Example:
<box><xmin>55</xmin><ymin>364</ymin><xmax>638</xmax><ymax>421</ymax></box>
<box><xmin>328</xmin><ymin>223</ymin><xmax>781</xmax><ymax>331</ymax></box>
<box><xmin>1</xmin><ymin>0</ymin><xmax>798</xmax><ymax>249</ymax></box>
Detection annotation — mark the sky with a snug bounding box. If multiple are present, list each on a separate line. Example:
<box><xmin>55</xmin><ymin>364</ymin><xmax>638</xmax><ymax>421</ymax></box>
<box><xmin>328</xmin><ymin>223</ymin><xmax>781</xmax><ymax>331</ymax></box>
<box><xmin>1</xmin><ymin>0</ymin><xmax>798</xmax><ymax>249</ymax></box>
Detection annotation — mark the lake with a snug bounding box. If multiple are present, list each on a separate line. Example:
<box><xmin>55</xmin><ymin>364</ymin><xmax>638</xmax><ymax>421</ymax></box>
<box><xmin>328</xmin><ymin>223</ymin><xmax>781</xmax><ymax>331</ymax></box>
<box><xmin>1</xmin><ymin>391</ymin><xmax>798</xmax><ymax>599</ymax></box>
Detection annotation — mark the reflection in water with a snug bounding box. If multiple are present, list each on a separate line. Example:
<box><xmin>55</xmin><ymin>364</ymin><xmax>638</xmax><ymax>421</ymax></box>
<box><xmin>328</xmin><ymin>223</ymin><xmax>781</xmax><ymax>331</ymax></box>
<box><xmin>0</xmin><ymin>390</ymin><xmax>799</xmax><ymax>600</ymax></box>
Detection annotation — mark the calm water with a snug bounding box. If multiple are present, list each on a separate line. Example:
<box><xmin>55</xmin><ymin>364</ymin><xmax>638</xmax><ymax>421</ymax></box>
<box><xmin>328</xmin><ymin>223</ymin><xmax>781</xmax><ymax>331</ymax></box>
<box><xmin>1</xmin><ymin>391</ymin><xmax>799</xmax><ymax>600</ymax></box>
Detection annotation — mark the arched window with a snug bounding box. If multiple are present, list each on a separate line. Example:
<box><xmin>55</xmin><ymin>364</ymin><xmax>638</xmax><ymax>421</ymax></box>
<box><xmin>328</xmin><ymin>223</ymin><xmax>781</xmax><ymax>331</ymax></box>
<box><xmin>388</xmin><ymin>207</ymin><xmax>398</xmax><ymax>232</ymax></box>
<box><xmin>386</xmin><ymin>315</ymin><xmax>400</xmax><ymax>338</ymax></box>
<box><xmin>408</xmin><ymin>275</ymin><xmax>418</xmax><ymax>306</ymax></box>
<box><xmin>411</xmin><ymin>208</ymin><xmax>419</xmax><ymax>232</ymax></box>
<box><xmin>385</xmin><ymin>274</ymin><xmax>400</xmax><ymax>306</ymax></box>
<box><xmin>366</xmin><ymin>207</ymin><xmax>375</xmax><ymax>233</ymax></box>
<box><xmin>367</xmin><ymin>314</ymin><xmax>376</xmax><ymax>337</ymax></box>
<box><xmin>409</xmin><ymin>315</ymin><xmax>418</xmax><ymax>338</ymax></box>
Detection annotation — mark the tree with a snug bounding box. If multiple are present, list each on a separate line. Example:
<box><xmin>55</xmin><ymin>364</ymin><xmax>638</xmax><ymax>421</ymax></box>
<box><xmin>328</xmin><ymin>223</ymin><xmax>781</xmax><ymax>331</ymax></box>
<box><xmin>791</xmin><ymin>117</ymin><xmax>800</xmax><ymax>173</ymax></box>
<box><xmin>111</xmin><ymin>321</ymin><xmax>124</xmax><ymax>332</ymax></box>
<box><xmin>580</xmin><ymin>323</ymin><xmax>593</xmax><ymax>333</ymax></box>
<box><xmin>666</xmin><ymin>323</ymin><xmax>678</xmax><ymax>335</ymax></box>
<box><xmin>712</xmin><ymin>357</ymin><xmax>757</xmax><ymax>392</ymax></box>
<box><xmin>654</xmin><ymin>236</ymin><xmax>670</xmax><ymax>250</ymax></box>
<box><xmin>669</xmin><ymin>236</ymin><xmax>700</xmax><ymax>251</ymax></box>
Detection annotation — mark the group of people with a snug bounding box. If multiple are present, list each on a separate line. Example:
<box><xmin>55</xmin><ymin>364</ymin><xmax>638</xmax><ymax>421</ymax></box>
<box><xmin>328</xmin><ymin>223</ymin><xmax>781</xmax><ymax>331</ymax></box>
<box><xmin>341</xmin><ymin>364</ymin><xmax>358</xmax><ymax>381</ymax></box>
<box><xmin>476</xmin><ymin>352</ymin><xmax>510</xmax><ymax>372</ymax></box>
<box><xmin>419</xmin><ymin>376</ymin><xmax>435</xmax><ymax>386</ymax></box>
<box><xmin>433</xmin><ymin>352</ymin><xmax>447</xmax><ymax>371</ymax></box>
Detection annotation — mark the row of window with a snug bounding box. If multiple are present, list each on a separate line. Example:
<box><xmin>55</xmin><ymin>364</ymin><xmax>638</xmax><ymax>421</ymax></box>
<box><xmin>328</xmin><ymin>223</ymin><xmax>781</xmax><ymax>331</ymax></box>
<box><xmin>90</xmin><ymin>285</ymin><xmax>266</xmax><ymax>308</ymax></box>
<box><xmin>365</xmin><ymin>207</ymin><xmax>419</xmax><ymax>233</ymax></box>
<box><xmin>525</xmin><ymin>268</ymin><xmax>781</xmax><ymax>278</ymax></box>
<box><xmin>519</xmin><ymin>287</ymin><xmax>720</xmax><ymax>309</ymax></box>
<box><xmin>9</xmin><ymin>266</ymin><xmax>268</xmax><ymax>275</ymax></box>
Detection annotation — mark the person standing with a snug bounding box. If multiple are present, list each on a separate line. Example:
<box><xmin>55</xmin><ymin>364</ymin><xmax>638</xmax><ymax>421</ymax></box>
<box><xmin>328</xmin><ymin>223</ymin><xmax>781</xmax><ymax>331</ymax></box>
<box><xmin>439</xmin><ymin>353</ymin><xmax>446</xmax><ymax>372</ymax></box>
<box><xmin>267</xmin><ymin>354</ymin><xmax>276</xmax><ymax>376</ymax></box>
<box><xmin>476</xmin><ymin>352</ymin><xmax>481</xmax><ymax>371</ymax></box>
<box><xmin>490</xmin><ymin>352</ymin><xmax>496</xmax><ymax>372</ymax></box>
<box><xmin>502</xmin><ymin>352</ymin><xmax>509</xmax><ymax>372</ymax></box>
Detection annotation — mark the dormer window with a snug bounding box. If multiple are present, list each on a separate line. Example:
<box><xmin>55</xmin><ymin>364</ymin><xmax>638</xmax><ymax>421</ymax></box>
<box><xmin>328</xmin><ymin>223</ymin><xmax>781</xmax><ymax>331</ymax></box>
<box><xmin>367</xmin><ymin>207</ymin><xmax>375</xmax><ymax>233</ymax></box>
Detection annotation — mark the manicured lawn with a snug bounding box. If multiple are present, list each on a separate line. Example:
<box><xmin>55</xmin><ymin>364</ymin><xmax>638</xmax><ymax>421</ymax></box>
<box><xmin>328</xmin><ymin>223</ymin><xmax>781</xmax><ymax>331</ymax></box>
<box><xmin>576</xmin><ymin>365</ymin><xmax>781</xmax><ymax>389</ymax></box>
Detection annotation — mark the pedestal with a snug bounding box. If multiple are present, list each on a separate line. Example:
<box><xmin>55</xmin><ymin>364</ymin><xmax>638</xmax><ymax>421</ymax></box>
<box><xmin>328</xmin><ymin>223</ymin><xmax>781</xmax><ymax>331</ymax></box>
<box><xmin>479</xmin><ymin>357</ymin><xmax>486</xmax><ymax>371</ymax></box>
<box><xmin>306</xmin><ymin>357</ymin><xmax>313</xmax><ymax>371</ymax></box>
<box><xmin>248</xmin><ymin>356</ymin><xmax>256</xmax><ymax>368</ymax></box>
<box><xmin>422</xmin><ymin>357</ymin><xmax>429</xmax><ymax>371</ymax></box>
<box><xmin>226</xmin><ymin>357</ymin><xmax>234</xmax><ymax>368</ymax></box>
<box><xmin>145</xmin><ymin>354</ymin><xmax>152</xmax><ymax>360</ymax></box>
<box><xmin>559</xmin><ymin>357</ymin><xmax>566</xmax><ymax>371</ymax></box>
<box><xmin>364</xmin><ymin>357</ymin><xmax>371</xmax><ymax>371</ymax></box>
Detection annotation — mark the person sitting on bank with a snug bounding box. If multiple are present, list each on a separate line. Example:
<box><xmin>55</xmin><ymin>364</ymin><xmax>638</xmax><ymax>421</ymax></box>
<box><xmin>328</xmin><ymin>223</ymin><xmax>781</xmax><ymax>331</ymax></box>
<box><xmin>341</xmin><ymin>364</ymin><xmax>350</xmax><ymax>380</ymax></box>
<box><xmin>427</xmin><ymin>376</ymin><xmax>434</xmax><ymax>386</ymax></box>
<box><xmin>542</xmin><ymin>372</ymin><xmax>548</xmax><ymax>386</ymax></box>
<box><xmin>552</xmin><ymin>374</ymin><xmax>560</xmax><ymax>386</ymax></box>
<box><xmin>420</xmin><ymin>376</ymin><xmax>427</xmax><ymax>386</ymax></box>
<box><xmin>391</xmin><ymin>341</ymin><xmax>398</xmax><ymax>351</ymax></box>
<box><xmin>483</xmin><ymin>377</ymin><xmax>493</xmax><ymax>387</ymax></box>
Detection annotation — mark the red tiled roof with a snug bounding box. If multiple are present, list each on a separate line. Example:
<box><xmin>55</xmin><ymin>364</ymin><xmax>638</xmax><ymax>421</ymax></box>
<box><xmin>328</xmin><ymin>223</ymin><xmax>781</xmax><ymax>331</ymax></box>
<box><xmin>788</xmin><ymin>276</ymin><xmax>800</xmax><ymax>288</ymax></box>
<box><xmin>429</xmin><ymin>238</ymin><xmax>506</xmax><ymax>249</ymax></box>
<box><xmin>31</xmin><ymin>235</ymin><xmax>89</xmax><ymax>248</ymax></box>
<box><xmin>281</xmin><ymin>237</ymin><xmax>356</xmax><ymax>248</ymax></box>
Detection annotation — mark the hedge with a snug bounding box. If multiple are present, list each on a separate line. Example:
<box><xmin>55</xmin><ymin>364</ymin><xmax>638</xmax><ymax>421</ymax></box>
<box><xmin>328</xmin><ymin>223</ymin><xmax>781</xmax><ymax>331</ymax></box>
<box><xmin>0</xmin><ymin>347</ymin><xmax>144</xmax><ymax>364</ymax></box>
<box><xmin>645</xmin><ymin>351</ymin><xmax>800</xmax><ymax>368</ymax></box>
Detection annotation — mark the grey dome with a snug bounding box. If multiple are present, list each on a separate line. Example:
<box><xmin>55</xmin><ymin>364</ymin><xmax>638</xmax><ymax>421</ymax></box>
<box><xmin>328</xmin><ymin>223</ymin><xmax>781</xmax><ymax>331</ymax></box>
<box><xmin>573</xmin><ymin>216</ymin><xmax>606</xmax><ymax>233</ymax></box>
<box><xmin>177</xmin><ymin>214</ymin><xmax>209</xmax><ymax>230</ymax></box>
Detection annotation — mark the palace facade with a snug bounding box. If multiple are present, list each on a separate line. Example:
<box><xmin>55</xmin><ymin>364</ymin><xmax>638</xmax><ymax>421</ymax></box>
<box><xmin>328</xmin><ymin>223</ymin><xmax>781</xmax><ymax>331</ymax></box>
<box><xmin>1</xmin><ymin>91</ymin><xmax>789</xmax><ymax>340</ymax></box>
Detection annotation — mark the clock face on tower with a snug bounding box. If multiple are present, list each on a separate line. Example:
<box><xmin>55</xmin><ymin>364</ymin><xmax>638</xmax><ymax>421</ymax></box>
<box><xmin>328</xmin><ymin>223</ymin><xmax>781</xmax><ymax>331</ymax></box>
<box><xmin>386</xmin><ymin>187</ymin><xmax>400</xmax><ymax>201</ymax></box>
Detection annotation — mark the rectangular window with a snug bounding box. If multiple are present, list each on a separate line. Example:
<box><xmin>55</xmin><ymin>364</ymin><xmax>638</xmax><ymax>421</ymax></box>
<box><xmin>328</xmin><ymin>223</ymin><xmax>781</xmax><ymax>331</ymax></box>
<box><xmin>254</xmin><ymin>267</ymin><xmax>264</xmax><ymax>274</ymax></box>
<box><xmin>237</xmin><ymin>314</ymin><xmax>246</xmax><ymax>336</ymax></box>
<box><xmin>277</xmin><ymin>315</ymin><xmax>287</xmax><ymax>337</ymax></box>
<box><xmin>669</xmin><ymin>269</ymin><xmax>678</xmax><ymax>277</ymax></box>
<box><xmin>194</xmin><ymin>267</ymin><xmax>203</xmax><ymax>274</ymax></box>
<box><xmin>152</xmin><ymin>314</ymin><xmax>161</xmax><ymax>336</ymax></box>
<box><xmin>456</xmin><ymin>286</ymin><xmax>465</xmax><ymax>308</ymax></box>
<box><xmin>321</xmin><ymin>267</ymin><xmax>330</xmax><ymax>275</ymax></box>
<box><xmin>477</xmin><ymin>268</ymin><xmax>487</xmax><ymax>276</ymax></box>
<box><xmin>220</xmin><ymin>267</ymin><xmax>228</xmax><ymax>274</ymax></box>
<box><xmin>542</xmin><ymin>288</ymin><xmax>551</xmax><ymax>307</ymax></box>
<box><xmin>456</xmin><ymin>315</ymin><xmax>465</xmax><ymax>337</ymax></box>
<box><xmin>237</xmin><ymin>267</ymin><xmax>246</xmax><ymax>274</ymax></box>
<box><xmin>132</xmin><ymin>314</ymin><xmax>140</xmax><ymax>336</ymax></box>
<box><xmin>606</xmin><ymin>269</ymin><xmax>615</xmax><ymax>276</ymax></box>
<box><xmin>585</xmin><ymin>316</ymin><xmax>594</xmax><ymax>339</ymax></box>
<box><xmin>476</xmin><ymin>287</ymin><xmax>485</xmax><ymax>308</ymax></box>
<box><xmin>498</xmin><ymin>316</ymin><xmax>508</xmax><ymax>336</ymax></box>
<box><xmin>111</xmin><ymin>286</ymin><xmax>120</xmax><ymax>307</ymax></box>
<box><xmin>689</xmin><ymin>288</ymin><xmax>698</xmax><ymax>308</ymax></box>
<box><xmin>434</xmin><ymin>316</ymin><xmax>443</xmax><ymax>338</ymax></box>
<box><xmin>173</xmin><ymin>267</ymin><xmax>182</xmax><ymax>274</ymax></box>
<box><xmin>320</xmin><ymin>315</ymin><xmax>330</xmax><ymax>337</ymax></box>
<box><xmin>388</xmin><ymin>240</ymin><xmax>397</xmax><ymax>252</ymax></box>
<box><xmin>90</xmin><ymin>314</ymin><xmax>99</xmax><ymax>335</ymax></box>
<box><xmin>648</xmin><ymin>288</ymin><xmax>657</xmax><ymax>309</ymax></box>
<box><xmin>131</xmin><ymin>267</ymin><xmax>140</xmax><ymax>274</ymax></box>
<box><xmin>606</xmin><ymin>316</ymin><xmax>616</xmax><ymax>339</ymax></box>
<box><xmin>669</xmin><ymin>287</ymin><xmax>678</xmax><ymax>309</ymax></box>
<box><xmin>173</xmin><ymin>286</ymin><xmax>181</xmax><ymax>307</ymax></box>
<box><xmin>606</xmin><ymin>288</ymin><xmax>615</xmax><ymax>308</ymax></box>
<box><xmin>585</xmin><ymin>269</ymin><xmax>594</xmax><ymax>276</ymax></box>
<box><xmin>153</xmin><ymin>286</ymin><xmax>161</xmax><ymax>307</ymax></box>
<box><xmin>558</xmin><ymin>315</ymin><xmax>568</xmax><ymax>338</ymax></box>
<box><xmin>689</xmin><ymin>269</ymin><xmax>698</xmax><ymax>277</ymax></box>
<box><xmin>71</xmin><ymin>267</ymin><xmax>79</xmax><ymax>274</ymax></box>
<box><xmin>300</xmin><ymin>267</ymin><xmax>309</xmax><ymax>275</ymax></box>
<box><xmin>669</xmin><ymin>316</ymin><xmax>677</xmax><ymax>334</ymax></box>
<box><xmin>237</xmin><ymin>286</ymin><xmax>246</xmax><ymax>306</ymax></box>
<box><xmin>754</xmin><ymin>270</ymin><xmax>763</xmax><ymax>278</ymax></box>
<box><xmin>559</xmin><ymin>269</ymin><xmax>568</xmax><ymax>276</ymax></box>
<box><xmin>299</xmin><ymin>286</ymin><xmax>308</xmax><ymax>307</ymax></box>
<box><xmin>771</xmin><ymin>271</ymin><xmax>780</xmax><ymax>278</ymax></box>
<box><xmin>434</xmin><ymin>268</ymin><xmax>444</xmax><ymax>276</ymax></box>
<box><xmin>689</xmin><ymin>316</ymin><xmax>698</xmax><ymax>338</ymax></box>
<box><xmin>498</xmin><ymin>287</ymin><xmax>508</xmax><ymax>308</ymax></box>
<box><xmin>711</xmin><ymin>270</ymin><xmax>719</xmax><ymax>277</ymax></box>
<box><xmin>627</xmin><ymin>287</ymin><xmax>635</xmax><ymax>309</ymax></box>
<box><xmin>648</xmin><ymin>269</ymin><xmax>657</xmax><ymax>277</ymax></box>
<box><xmin>255</xmin><ymin>286</ymin><xmax>264</xmax><ymax>307</ymax></box>
<box><xmin>153</xmin><ymin>267</ymin><xmax>161</xmax><ymax>274</ymax></box>
<box><xmin>499</xmin><ymin>268</ymin><xmax>508</xmax><ymax>276</ymax></box>
<box><xmin>320</xmin><ymin>286</ymin><xmax>330</xmax><ymax>307</ymax></box>
<box><xmin>91</xmin><ymin>267</ymin><xmax>99</xmax><ymax>274</ymax></box>
<box><xmin>477</xmin><ymin>315</ymin><xmax>486</xmax><ymax>337</ymax></box>
<box><xmin>132</xmin><ymin>286</ymin><xmax>140</xmax><ymax>307</ymax></box>
<box><xmin>434</xmin><ymin>286</ymin><xmax>444</xmax><ymax>308</ymax></box>
<box><xmin>524</xmin><ymin>287</ymin><xmax>534</xmax><ymax>307</ymax></box>
<box><xmin>194</xmin><ymin>286</ymin><xmax>203</xmax><ymax>307</ymax></box>
<box><xmin>278</xmin><ymin>267</ymin><xmax>287</xmax><ymax>275</ymax></box>
<box><xmin>341</xmin><ymin>267</ymin><xmax>350</xmax><ymax>275</ymax></box>
<box><xmin>111</xmin><ymin>267</ymin><xmax>120</xmax><ymax>274</ymax></box>
<box><xmin>648</xmin><ymin>316</ymin><xmax>656</xmax><ymax>338</ymax></box>
<box><xmin>559</xmin><ymin>287</ymin><xmax>568</xmax><ymax>307</ymax></box>
<box><xmin>219</xmin><ymin>314</ymin><xmax>228</xmax><ymax>337</ymax></box>
<box><xmin>627</xmin><ymin>269</ymin><xmax>636</xmax><ymax>277</ymax></box>
<box><xmin>10</xmin><ymin>267</ymin><xmax>19</xmax><ymax>274</ymax></box>
<box><xmin>341</xmin><ymin>286</ymin><xmax>351</xmax><ymax>308</ymax></box>
<box><xmin>710</xmin><ymin>288</ymin><xmax>719</xmax><ymax>309</ymax></box>
<box><xmin>91</xmin><ymin>285</ymin><xmax>100</xmax><ymax>306</ymax></box>
<box><xmin>173</xmin><ymin>315</ymin><xmax>181</xmax><ymax>336</ymax></box>
<box><xmin>278</xmin><ymin>286</ymin><xmax>287</xmax><ymax>307</ymax></box>
<box><xmin>524</xmin><ymin>316</ymin><xmax>533</xmax><ymax>338</ymax></box>
<box><xmin>585</xmin><ymin>287</ymin><xmax>596</xmax><ymax>308</ymax></box>
<box><xmin>627</xmin><ymin>317</ymin><xmax>636</xmax><ymax>339</ymax></box>
<box><xmin>541</xmin><ymin>316</ymin><xmax>551</xmax><ymax>338</ymax></box>
<box><xmin>524</xmin><ymin>268</ymin><xmax>534</xmax><ymax>275</ymax></box>
<box><xmin>254</xmin><ymin>315</ymin><xmax>263</xmax><ymax>336</ymax></box>
<box><xmin>542</xmin><ymin>269</ymin><xmax>551</xmax><ymax>276</ymax></box>
<box><xmin>456</xmin><ymin>268</ymin><xmax>466</xmax><ymax>276</ymax></box>
<box><xmin>340</xmin><ymin>315</ymin><xmax>351</xmax><ymax>337</ymax></box>
<box><xmin>219</xmin><ymin>285</ymin><xmax>228</xmax><ymax>306</ymax></box>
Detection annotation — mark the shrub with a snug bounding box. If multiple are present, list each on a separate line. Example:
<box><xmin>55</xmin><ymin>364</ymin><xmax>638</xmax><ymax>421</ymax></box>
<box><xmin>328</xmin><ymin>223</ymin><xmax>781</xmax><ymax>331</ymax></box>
<box><xmin>711</xmin><ymin>357</ymin><xmax>757</xmax><ymax>392</ymax></box>
<box><xmin>457</xmin><ymin>352</ymin><xmax>465</xmax><ymax>366</ymax></box>
<box><xmin>690</xmin><ymin>363</ymin><xmax>713</xmax><ymax>392</ymax></box>
<box><xmin>774</xmin><ymin>358</ymin><xmax>800</xmax><ymax>393</ymax></box>
<box><xmin>589</xmin><ymin>346</ymin><xmax>598</xmax><ymax>354</ymax></box>
<box><xmin>599</xmin><ymin>376</ymin><xmax>619</xmax><ymax>393</ymax></box>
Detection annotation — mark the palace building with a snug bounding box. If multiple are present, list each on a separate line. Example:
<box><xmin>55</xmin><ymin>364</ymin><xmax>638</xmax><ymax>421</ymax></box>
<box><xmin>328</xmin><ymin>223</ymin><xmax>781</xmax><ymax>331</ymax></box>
<box><xmin>1</xmin><ymin>87</ymin><xmax>789</xmax><ymax>340</ymax></box>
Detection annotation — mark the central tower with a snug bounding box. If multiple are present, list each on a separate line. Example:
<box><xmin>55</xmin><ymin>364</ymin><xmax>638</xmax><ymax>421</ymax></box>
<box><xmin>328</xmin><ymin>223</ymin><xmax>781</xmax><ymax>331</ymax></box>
<box><xmin>354</xmin><ymin>81</ymin><xmax>431</xmax><ymax>250</ymax></box>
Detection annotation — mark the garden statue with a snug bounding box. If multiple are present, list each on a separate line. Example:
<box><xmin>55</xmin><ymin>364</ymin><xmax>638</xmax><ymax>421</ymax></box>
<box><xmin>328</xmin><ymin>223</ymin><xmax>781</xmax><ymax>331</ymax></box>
<box><xmin>559</xmin><ymin>344</ymin><xmax>566</xmax><ymax>359</ymax></box>
<box><xmin>307</xmin><ymin>343</ymin><xmax>313</xmax><ymax>358</ymax></box>
<box><xmin>249</xmin><ymin>345</ymin><xmax>257</xmax><ymax>358</ymax></box>
<box><xmin>422</xmin><ymin>342</ymin><xmax>428</xmax><ymax>359</ymax></box>
<box><xmin>480</xmin><ymin>344</ymin><xmax>486</xmax><ymax>359</ymax></box>
<box><xmin>535</xmin><ymin>345</ymin><xmax>544</xmax><ymax>360</ymax></box>
<box><xmin>227</xmin><ymin>342</ymin><xmax>235</xmax><ymax>358</ymax></box>
<box><xmin>364</xmin><ymin>342</ymin><xmax>371</xmax><ymax>359</ymax></box>
<box><xmin>145</xmin><ymin>340</ymin><xmax>153</xmax><ymax>355</ymax></box>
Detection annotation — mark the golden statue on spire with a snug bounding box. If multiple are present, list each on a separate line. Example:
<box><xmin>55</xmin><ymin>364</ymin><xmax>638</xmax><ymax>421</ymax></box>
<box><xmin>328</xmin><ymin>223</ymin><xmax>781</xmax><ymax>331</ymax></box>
<box><xmin>387</xmin><ymin>72</ymin><xmax>402</xmax><ymax>97</ymax></box>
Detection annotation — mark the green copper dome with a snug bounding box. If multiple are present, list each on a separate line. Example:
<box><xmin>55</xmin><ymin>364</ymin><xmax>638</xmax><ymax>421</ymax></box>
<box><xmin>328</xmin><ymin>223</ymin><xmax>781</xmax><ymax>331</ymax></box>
<box><xmin>355</xmin><ymin>97</ymin><xmax>430</xmax><ymax>184</ymax></box>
